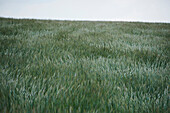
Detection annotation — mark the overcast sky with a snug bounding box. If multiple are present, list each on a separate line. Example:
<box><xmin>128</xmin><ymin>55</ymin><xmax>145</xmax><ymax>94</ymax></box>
<box><xmin>0</xmin><ymin>0</ymin><xmax>170</xmax><ymax>22</ymax></box>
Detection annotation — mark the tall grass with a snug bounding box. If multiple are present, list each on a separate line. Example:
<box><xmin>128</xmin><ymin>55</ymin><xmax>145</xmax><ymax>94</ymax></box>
<box><xmin>0</xmin><ymin>17</ymin><xmax>170</xmax><ymax>113</ymax></box>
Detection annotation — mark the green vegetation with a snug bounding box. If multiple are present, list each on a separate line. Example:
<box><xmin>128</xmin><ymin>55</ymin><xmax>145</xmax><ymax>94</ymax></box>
<box><xmin>0</xmin><ymin>17</ymin><xmax>169</xmax><ymax>113</ymax></box>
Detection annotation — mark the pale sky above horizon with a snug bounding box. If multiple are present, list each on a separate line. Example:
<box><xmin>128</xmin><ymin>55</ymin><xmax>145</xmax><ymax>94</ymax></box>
<box><xmin>0</xmin><ymin>0</ymin><xmax>170</xmax><ymax>22</ymax></box>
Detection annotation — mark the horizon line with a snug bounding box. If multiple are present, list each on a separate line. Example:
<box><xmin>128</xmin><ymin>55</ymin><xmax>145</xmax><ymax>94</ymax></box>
<box><xmin>1</xmin><ymin>16</ymin><xmax>170</xmax><ymax>24</ymax></box>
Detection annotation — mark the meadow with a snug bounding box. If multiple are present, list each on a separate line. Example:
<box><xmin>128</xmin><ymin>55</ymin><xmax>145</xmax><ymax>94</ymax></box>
<box><xmin>0</xmin><ymin>17</ymin><xmax>169</xmax><ymax>113</ymax></box>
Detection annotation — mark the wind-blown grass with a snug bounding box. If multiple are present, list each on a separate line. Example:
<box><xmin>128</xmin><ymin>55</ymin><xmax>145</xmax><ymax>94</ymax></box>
<box><xmin>0</xmin><ymin>17</ymin><xmax>169</xmax><ymax>113</ymax></box>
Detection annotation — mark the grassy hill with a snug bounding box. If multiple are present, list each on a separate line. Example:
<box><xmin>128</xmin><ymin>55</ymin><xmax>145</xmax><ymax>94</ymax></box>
<box><xmin>0</xmin><ymin>17</ymin><xmax>170</xmax><ymax>113</ymax></box>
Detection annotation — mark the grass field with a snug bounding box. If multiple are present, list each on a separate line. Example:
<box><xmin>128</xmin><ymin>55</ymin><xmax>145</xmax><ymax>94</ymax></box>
<box><xmin>0</xmin><ymin>17</ymin><xmax>170</xmax><ymax>113</ymax></box>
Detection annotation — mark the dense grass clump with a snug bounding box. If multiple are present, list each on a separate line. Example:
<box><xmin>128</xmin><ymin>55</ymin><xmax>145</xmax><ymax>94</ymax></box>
<box><xmin>0</xmin><ymin>17</ymin><xmax>170</xmax><ymax>113</ymax></box>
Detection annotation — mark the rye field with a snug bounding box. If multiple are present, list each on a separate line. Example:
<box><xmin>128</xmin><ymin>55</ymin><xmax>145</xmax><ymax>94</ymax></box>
<box><xmin>0</xmin><ymin>17</ymin><xmax>170</xmax><ymax>113</ymax></box>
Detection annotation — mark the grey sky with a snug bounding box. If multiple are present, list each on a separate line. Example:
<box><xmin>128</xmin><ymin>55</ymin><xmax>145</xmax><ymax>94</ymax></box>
<box><xmin>0</xmin><ymin>0</ymin><xmax>170</xmax><ymax>22</ymax></box>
